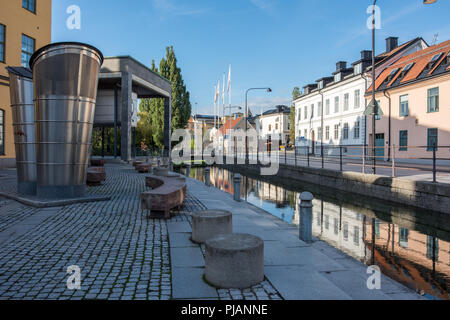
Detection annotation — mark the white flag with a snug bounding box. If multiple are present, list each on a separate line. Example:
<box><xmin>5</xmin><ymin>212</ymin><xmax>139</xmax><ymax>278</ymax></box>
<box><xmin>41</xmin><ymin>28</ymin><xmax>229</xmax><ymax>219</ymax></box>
<box><xmin>214</xmin><ymin>82</ymin><xmax>219</xmax><ymax>103</ymax></box>
<box><xmin>222</xmin><ymin>73</ymin><xmax>225</xmax><ymax>104</ymax></box>
<box><xmin>227</xmin><ymin>65</ymin><xmax>231</xmax><ymax>93</ymax></box>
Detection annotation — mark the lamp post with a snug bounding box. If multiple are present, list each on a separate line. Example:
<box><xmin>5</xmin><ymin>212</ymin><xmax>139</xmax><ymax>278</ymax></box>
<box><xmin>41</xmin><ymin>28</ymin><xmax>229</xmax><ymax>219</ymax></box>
<box><xmin>245</xmin><ymin>88</ymin><xmax>272</xmax><ymax>163</ymax></box>
<box><xmin>370</xmin><ymin>0</ymin><xmax>437</xmax><ymax>174</ymax></box>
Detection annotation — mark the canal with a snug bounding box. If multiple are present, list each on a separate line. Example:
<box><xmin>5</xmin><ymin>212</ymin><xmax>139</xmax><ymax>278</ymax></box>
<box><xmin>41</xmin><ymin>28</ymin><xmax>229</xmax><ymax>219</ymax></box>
<box><xmin>176</xmin><ymin>166</ymin><xmax>450</xmax><ymax>300</ymax></box>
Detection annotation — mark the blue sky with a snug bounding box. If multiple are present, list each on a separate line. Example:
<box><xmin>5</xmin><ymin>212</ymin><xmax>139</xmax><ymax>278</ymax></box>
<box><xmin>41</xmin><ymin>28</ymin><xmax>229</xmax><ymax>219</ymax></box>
<box><xmin>52</xmin><ymin>0</ymin><xmax>450</xmax><ymax>115</ymax></box>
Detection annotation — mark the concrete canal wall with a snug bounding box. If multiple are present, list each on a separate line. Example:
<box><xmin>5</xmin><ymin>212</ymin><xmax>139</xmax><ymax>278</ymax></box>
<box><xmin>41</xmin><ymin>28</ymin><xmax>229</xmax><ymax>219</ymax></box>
<box><xmin>217</xmin><ymin>163</ymin><xmax>450</xmax><ymax>214</ymax></box>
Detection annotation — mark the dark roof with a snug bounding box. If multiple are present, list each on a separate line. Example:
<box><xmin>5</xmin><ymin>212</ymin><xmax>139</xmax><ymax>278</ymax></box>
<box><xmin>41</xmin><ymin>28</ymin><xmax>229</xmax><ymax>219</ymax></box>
<box><xmin>261</xmin><ymin>105</ymin><xmax>290</xmax><ymax>116</ymax></box>
<box><xmin>194</xmin><ymin>114</ymin><xmax>217</xmax><ymax>120</ymax></box>
<box><xmin>5</xmin><ymin>67</ymin><xmax>33</xmax><ymax>79</ymax></box>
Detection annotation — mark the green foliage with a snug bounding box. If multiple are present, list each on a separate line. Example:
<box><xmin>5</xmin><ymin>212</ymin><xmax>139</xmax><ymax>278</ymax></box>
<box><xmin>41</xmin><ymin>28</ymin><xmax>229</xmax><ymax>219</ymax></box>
<box><xmin>137</xmin><ymin>46</ymin><xmax>192</xmax><ymax>149</ymax></box>
<box><xmin>289</xmin><ymin>87</ymin><xmax>300</xmax><ymax>143</ymax></box>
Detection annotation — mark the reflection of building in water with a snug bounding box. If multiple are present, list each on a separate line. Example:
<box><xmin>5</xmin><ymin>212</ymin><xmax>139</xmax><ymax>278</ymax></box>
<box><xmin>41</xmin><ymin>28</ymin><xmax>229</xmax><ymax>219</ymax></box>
<box><xmin>250</xmin><ymin>180</ymin><xmax>288</xmax><ymax>206</ymax></box>
<box><xmin>298</xmin><ymin>198</ymin><xmax>367</xmax><ymax>260</ymax></box>
<box><xmin>364</xmin><ymin>220</ymin><xmax>449</xmax><ymax>300</ymax></box>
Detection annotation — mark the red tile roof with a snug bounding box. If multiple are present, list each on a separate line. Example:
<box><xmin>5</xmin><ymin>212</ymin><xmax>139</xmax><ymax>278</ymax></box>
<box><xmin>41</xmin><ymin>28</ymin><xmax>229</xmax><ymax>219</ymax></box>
<box><xmin>218</xmin><ymin>117</ymin><xmax>243</xmax><ymax>135</ymax></box>
<box><xmin>368</xmin><ymin>40</ymin><xmax>450</xmax><ymax>92</ymax></box>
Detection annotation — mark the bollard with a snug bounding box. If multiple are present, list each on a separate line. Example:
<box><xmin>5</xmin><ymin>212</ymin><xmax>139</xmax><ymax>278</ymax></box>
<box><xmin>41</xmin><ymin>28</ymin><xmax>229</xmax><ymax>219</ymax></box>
<box><xmin>186</xmin><ymin>164</ymin><xmax>191</xmax><ymax>178</ymax></box>
<box><xmin>299</xmin><ymin>192</ymin><xmax>314</xmax><ymax>243</ymax></box>
<box><xmin>204</xmin><ymin>167</ymin><xmax>211</xmax><ymax>186</ymax></box>
<box><xmin>170</xmin><ymin>162</ymin><xmax>174</xmax><ymax>172</ymax></box>
<box><xmin>233</xmin><ymin>174</ymin><xmax>241</xmax><ymax>202</ymax></box>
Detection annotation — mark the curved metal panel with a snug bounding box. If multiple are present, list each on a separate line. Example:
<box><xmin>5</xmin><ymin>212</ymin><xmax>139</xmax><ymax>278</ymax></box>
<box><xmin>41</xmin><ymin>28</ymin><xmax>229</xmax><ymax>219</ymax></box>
<box><xmin>31</xmin><ymin>42</ymin><xmax>103</xmax><ymax>199</ymax></box>
<box><xmin>6</xmin><ymin>68</ymin><xmax>37</xmax><ymax>196</ymax></box>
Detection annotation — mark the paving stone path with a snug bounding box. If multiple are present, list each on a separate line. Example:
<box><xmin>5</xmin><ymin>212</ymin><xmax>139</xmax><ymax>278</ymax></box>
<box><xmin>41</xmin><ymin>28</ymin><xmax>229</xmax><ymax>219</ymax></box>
<box><xmin>0</xmin><ymin>164</ymin><xmax>280</xmax><ymax>300</ymax></box>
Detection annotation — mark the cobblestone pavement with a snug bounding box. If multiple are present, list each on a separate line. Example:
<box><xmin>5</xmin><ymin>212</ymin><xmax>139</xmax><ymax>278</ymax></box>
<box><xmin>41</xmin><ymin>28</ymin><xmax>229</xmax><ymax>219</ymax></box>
<box><xmin>0</xmin><ymin>164</ymin><xmax>281</xmax><ymax>300</ymax></box>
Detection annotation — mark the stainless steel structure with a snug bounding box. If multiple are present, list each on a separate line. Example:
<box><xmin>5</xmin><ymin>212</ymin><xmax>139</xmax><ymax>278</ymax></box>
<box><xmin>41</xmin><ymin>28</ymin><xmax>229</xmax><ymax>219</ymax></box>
<box><xmin>30</xmin><ymin>42</ymin><xmax>104</xmax><ymax>198</ymax></box>
<box><xmin>6</xmin><ymin>67</ymin><xmax>37</xmax><ymax>196</ymax></box>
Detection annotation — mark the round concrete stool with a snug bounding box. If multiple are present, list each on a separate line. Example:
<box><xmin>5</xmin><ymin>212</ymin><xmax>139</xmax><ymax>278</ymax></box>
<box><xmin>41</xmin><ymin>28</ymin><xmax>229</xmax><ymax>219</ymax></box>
<box><xmin>205</xmin><ymin>233</ymin><xmax>264</xmax><ymax>289</ymax></box>
<box><xmin>191</xmin><ymin>210</ymin><xmax>232</xmax><ymax>244</ymax></box>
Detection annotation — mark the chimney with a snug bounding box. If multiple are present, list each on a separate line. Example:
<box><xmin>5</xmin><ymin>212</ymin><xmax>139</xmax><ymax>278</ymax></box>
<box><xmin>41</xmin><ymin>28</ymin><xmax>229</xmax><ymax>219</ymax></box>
<box><xmin>361</xmin><ymin>50</ymin><xmax>372</xmax><ymax>61</ymax></box>
<box><xmin>386</xmin><ymin>37</ymin><xmax>399</xmax><ymax>52</ymax></box>
<box><xmin>336</xmin><ymin>61</ymin><xmax>347</xmax><ymax>71</ymax></box>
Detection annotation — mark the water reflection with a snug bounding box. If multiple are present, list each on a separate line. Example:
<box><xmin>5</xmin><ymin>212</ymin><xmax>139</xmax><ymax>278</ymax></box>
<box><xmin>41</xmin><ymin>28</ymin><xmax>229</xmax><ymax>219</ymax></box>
<box><xmin>177</xmin><ymin>166</ymin><xmax>450</xmax><ymax>300</ymax></box>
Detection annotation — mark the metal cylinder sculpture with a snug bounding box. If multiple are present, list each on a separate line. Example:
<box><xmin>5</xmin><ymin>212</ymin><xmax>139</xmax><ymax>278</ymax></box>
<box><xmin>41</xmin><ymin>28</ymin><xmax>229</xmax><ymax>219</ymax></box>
<box><xmin>6</xmin><ymin>67</ymin><xmax>37</xmax><ymax>195</ymax></box>
<box><xmin>29</xmin><ymin>42</ymin><xmax>104</xmax><ymax>198</ymax></box>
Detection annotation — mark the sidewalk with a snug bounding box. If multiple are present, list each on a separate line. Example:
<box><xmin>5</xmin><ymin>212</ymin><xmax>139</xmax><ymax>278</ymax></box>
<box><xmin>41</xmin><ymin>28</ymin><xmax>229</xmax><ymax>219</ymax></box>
<box><xmin>170</xmin><ymin>177</ymin><xmax>425</xmax><ymax>300</ymax></box>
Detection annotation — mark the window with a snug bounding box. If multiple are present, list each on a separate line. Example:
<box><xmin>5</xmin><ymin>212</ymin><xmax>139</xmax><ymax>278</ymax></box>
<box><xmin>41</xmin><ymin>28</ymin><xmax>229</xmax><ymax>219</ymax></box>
<box><xmin>304</xmin><ymin>106</ymin><xmax>307</xmax><ymax>120</ymax></box>
<box><xmin>268</xmin><ymin>124</ymin><xmax>272</xmax><ymax>132</ymax></box>
<box><xmin>304</xmin><ymin>129</ymin><xmax>307</xmax><ymax>139</ymax></box>
<box><xmin>0</xmin><ymin>109</ymin><xmax>4</xmax><ymax>155</ymax></box>
<box><xmin>354</xmin><ymin>90</ymin><xmax>360</xmax><ymax>109</ymax></box>
<box><xmin>344</xmin><ymin>93</ymin><xmax>349</xmax><ymax>111</ymax></box>
<box><xmin>343</xmin><ymin>123</ymin><xmax>349</xmax><ymax>140</ymax></box>
<box><xmin>318</xmin><ymin>102</ymin><xmax>322</xmax><ymax>117</ymax></box>
<box><xmin>318</xmin><ymin>127</ymin><xmax>323</xmax><ymax>140</ymax></box>
<box><xmin>334</xmin><ymin>218</ymin><xmax>339</xmax><ymax>235</ymax></box>
<box><xmin>334</xmin><ymin>96</ymin><xmax>339</xmax><ymax>113</ymax></box>
<box><xmin>353</xmin><ymin>226</ymin><xmax>360</xmax><ymax>246</ymax></box>
<box><xmin>275</xmin><ymin>123</ymin><xmax>278</xmax><ymax>131</ymax></box>
<box><xmin>354</xmin><ymin>121</ymin><xmax>360</xmax><ymax>139</ymax></box>
<box><xmin>0</xmin><ymin>24</ymin><xmax>5</xmax><ymax>63</ymax></box>
<box><xmin>399</xmin><ymin>228</ymin><xmax>409</xmax><ymax>249</ymax></box>
<box><xmin>334</xmin><ymin>73</ymin><xmax>341</xmax><ymax>82</ymax></box>
<box><xmin>325</xmin><ymin>126</ymin><xmax>330</xmax><ymax>140</ymax></box>
<box><xmin>400</xmin><ymin>95</ymin><xmax>409</xmax><ymax>117</ymax></box>
<box><xmin>427</xmin><ymin>128</ymin><xmax>438</xmax><ymax>151</ymax></box>
<box><xmin>354</xmin><ymin>63</ymin><xmax>362</xmax><ymax>75</ymax></box>
<box><xmin>325</xmin><ymin>215</ymin><xmax>329</xmax><ymax>230</ymax></box>
<box><xmin>427</xmin><ymin>87</ymin><xmax>439</xmax><ymax>113</ymax></box>
<box><xmin>298</xmin><ymin>108</ymin><xmax>301</xmax><ymax>121</ymax></box>
<box><xmin>399</xmin><ymin>130</ymin><xmax>408</xmax><ymax>151</ymax></box>
<box><xmin>334</xmin><ymin>124</ymin><xmax>339</xmax><ymax>140</ymax></box>
<box><xmin>311</xmin><ymin>104</ymin><xmax>314</xmax><ymax>118</ymax></box>
<box><xmin>325</xmin><ymin>99</ymin><xmax>330</xmax><ymax>115</ymax></box>
<box><xmin>343</xmin><ymin>223</ymin><xmax>348</xmax><ymax>241</ymax></box>
<box><xmin>22</xmin><ymin>0</ymin><xmax>36</xmax><ymax>13</ymax></box>
<box><xmin>21</xmin><ymin>34</ymin><xmax>35</xmax><ymax>67</ymax></box>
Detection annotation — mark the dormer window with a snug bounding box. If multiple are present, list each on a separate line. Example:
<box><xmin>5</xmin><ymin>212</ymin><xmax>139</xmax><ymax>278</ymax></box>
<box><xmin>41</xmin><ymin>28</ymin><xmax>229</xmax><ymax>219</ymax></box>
<box><xmin>318</xmin><ymin>81</ymin><xmax>323</xmax><ymax>89</ymax></box>
<box><xmin>334</xmin><ymin>73</ymin><xmax>341</xmax><ymax>82</ymax></box>
<box><xmin>446</xmin><ymin>52</ymin><xmax>450</xmax><ymax>64</ymax></box>
<box><xmin>354</xmin><ymin>63</ymin><xmax>362</xmax><ymax>75</ymax></box>
<box><xmin>399</xmin><ymin>63</ymin><xmax>414</xmax><ymax>79</ymax></box>
<box><xmin>386</xmin><ymin>68</ymin><xmax>400</xmax><ymax>83</ymax></box>
<box><xmin>427</xmin><ymin>53</ymin><xmax>442</xmax><ymax>69</ymax></box>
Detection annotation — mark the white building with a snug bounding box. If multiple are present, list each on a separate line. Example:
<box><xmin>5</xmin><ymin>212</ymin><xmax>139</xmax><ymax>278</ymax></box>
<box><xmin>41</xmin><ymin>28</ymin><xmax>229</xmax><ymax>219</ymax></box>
<box><xmin>255</xmin><ymin>105</ymin><xmax>291</xmax><ymax>148</ymax></box>
<box><xmin>294</xmin><ymin>37</ymin><xmax>428</xmax><ymax>156</ymax></box>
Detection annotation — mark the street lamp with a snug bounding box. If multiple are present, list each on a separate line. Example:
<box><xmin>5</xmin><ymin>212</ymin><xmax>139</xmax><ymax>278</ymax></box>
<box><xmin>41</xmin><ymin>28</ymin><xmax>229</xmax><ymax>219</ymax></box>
<box><xmin>245</xmin><ymin>88</ymin><xmax>272</xmax><ymax>163</ymax></box>
<box><xmin>370</xmin><ymin>0</ymin><xmax>437</xmax><ymax>174</ymax></box>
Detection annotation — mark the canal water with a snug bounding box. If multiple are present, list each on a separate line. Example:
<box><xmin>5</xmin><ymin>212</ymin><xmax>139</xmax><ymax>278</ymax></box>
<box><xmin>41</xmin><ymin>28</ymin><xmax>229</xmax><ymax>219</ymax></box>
<box><xmin>176</xmin><ymin>166</ymin><xmax>450</xmax><ymax>300</ymax></box>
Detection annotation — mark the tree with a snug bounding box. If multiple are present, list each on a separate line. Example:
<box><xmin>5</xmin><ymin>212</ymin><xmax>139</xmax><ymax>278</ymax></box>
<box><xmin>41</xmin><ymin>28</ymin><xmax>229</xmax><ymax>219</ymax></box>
<box><xmin>289</xmin><ymin>87</ymin><xmax>301</xmax><ymax>143</ymax></box>
<box><xmin>137</xmin><ymin>47</ymin><xmax>191</xmax><ymax>149</ymax></box>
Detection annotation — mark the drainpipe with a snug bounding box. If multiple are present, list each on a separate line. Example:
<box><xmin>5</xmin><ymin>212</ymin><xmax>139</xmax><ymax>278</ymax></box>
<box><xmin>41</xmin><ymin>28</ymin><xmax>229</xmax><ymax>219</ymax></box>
<box><xmin>361</xmin><ymin>74</ymin><xmax>368</xmax><ymax>159</ymax></box>
<box><xmin>319</xmin><ymin>90</ymin><xmax>324</xmax><ymax>167</ymax></box>
<box><xmin>383</xmin><ymin>90</ymin><xmax>391</xmax><ymax>161</ymax></box>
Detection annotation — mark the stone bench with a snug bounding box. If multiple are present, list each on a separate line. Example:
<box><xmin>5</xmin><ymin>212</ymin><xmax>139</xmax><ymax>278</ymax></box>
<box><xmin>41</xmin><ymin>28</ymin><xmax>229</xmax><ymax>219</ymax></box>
<box><xmin>90</xmin><ymin>159</ymin><xmax>106</xmax><ymax>167</ymax></box>
<box><xmin>153</xmin><ymin>166</ymin><xmax>169</xmax><ymax>177</ymax></box>
<box><xmin>136</xmin><ymin>163</ymin><xmax>152</xmax><ymax>173</ymax></box>
<box><xmin>205</xmin><ymin>233</ymin><xmax>264</xmax><ymax>289</ymax></box>
<box><xmin>141</xmin><ymin>175</ymin><xmax>187</xmax><ymax>219</ymax></box>
<box><xmin>191</xmin><ymin>210</ymin><xmax>232</xmax><ymax>244</ymax></box>
<box><xmin>86</xmin><ymin>167</ymin><xmax>106</xmax><ymax>186</ymax></box>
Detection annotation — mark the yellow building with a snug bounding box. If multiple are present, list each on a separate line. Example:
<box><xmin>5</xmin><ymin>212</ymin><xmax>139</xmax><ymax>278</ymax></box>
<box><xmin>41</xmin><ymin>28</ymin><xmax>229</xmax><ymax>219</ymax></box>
<box><xmin>0</xmin><ymin>0</ymin><xmax>52</xmax><ymax>168</ymax></box>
